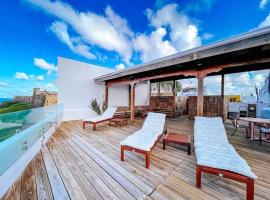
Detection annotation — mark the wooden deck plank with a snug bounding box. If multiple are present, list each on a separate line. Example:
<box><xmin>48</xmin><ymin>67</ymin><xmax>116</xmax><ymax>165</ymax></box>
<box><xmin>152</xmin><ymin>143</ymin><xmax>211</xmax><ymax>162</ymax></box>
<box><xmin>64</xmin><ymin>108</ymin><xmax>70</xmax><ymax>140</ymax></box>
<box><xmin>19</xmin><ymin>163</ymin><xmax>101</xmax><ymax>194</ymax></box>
<box><xmin>34</xmin><ymin>153</ymin><xmax>53</xmax><ymax>200</ymax></box>
<box><xmin>41</xmin><ymin>146</ymin><xmax>70</xmax><ymax>200</ymax></box>
<box><xmin>20</xmin><ymin>160</ymin><xmax>37</xmax><ymax>200</ymax></box>
<box><xmin>62</xmin><ymin>122</ymin><xmax>166</xmax><ymax>187</ymax></box>
<box><xmin>50</xmin><ymin>136</ymin><xmax>104</xmax><ymax>200</ymax></box>
<box><xmin>53</xmin><ymin>132</ymin><xmax>132</xmax><ymax>200</ymax></box>
<box><xmin>2</xmin><ymin>116</ymin><xmax>270</xmax><ymax>200</ymax></box>
<box><xmin>47</xmin><ymin>140</ymin><xmax>88</xmax><ymax>200</ymax></box>
<box><xmin>71</xmin><ymin>135</ymin><xmax>148</xmax><ymax>199</ymax></box>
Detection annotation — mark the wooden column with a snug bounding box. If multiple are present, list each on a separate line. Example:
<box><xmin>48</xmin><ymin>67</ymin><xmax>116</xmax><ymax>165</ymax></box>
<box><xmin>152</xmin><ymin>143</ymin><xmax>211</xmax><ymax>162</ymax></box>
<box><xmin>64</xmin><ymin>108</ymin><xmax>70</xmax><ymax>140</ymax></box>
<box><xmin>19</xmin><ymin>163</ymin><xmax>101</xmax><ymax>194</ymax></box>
<box><xmin>128</xmin><ymin>85</ymin><xmax>131</xmax><ymax>106</ymax></box>
<box><xmin>105</xmin><ymin>82</ymin><xmax>109</xmax><ymax>106</ymax></box>
<box><xmin>221</xmin><ymin>74</ymin><xmax>225</xmax><ymax>120</ymax></box>
<box><xmin>197</xmin><ymin>77</ymin><xmax>204</xmax><ymax>116</ymax></box>
<box><xmin>130</xmin><ymin>83</ymin><xmax>135</xmax><ymax>123</ymax></box>
<box><xmin>172</xmin><ymin>80</ymin><xmax>176</xmax><ymax>118</ymax></box>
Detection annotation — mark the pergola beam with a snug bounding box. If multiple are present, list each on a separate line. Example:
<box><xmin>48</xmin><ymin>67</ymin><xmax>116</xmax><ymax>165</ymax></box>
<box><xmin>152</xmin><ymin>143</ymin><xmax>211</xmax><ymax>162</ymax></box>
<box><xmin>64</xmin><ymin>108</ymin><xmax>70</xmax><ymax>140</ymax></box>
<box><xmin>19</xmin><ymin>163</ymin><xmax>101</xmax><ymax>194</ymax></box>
<box><xmin>107</xmin><ymin>66</ymin><xmax>223</xmax><ymax>86</ymax></box>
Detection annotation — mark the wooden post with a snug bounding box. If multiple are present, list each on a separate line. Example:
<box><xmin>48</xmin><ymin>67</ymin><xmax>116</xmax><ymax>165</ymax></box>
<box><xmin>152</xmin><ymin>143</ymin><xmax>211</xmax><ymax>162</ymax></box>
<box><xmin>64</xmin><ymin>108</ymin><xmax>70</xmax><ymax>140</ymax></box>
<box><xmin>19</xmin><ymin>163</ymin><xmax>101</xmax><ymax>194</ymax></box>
<box><xmin>130</xmin><ymin>83</ymin><xmax>135</xmax><ymax>123</ymax></box>
<box><xmin>221</xmin><ymin>74</ymin><xmax>225</xmax><ymax>120</ymax></box>
<box><xmin>172</xmin><ymin>80</ymin><xmax>176</xmax><ymax>118</ymax></box>
<box><xmin>128</xmin><ymin>84</ymin><xmax>131</xmax><ymax>106</ymax></box>
<box><xmin>197</xmin><ymin>77</ymin><xmax>204</xmax><ymax>116</ymax></box>
<box><xmin>105</xmin><ymin>82</ymin><xmax>109</xmax><ymax>106</ymax></box>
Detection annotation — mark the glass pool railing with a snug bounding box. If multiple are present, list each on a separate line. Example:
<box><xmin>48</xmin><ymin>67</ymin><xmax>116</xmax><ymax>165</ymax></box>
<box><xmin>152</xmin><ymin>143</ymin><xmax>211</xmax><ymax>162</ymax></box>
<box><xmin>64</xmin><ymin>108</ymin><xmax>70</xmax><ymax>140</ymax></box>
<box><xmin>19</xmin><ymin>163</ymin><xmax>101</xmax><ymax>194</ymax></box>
<box><xmin>0</xmin><ymin>104</ymin><xmax>63</xmax><ymax>176</ymax></box>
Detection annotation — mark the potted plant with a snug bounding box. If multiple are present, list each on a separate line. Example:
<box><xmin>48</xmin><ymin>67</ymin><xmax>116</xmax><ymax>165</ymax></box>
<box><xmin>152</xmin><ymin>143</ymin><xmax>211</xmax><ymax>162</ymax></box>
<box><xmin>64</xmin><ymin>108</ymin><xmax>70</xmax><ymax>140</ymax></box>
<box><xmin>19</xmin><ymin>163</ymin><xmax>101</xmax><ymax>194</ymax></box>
<box><xmin>89</xmin><ymin>98</ymin><xmax>101</xmax><ymax>115</ymax></box>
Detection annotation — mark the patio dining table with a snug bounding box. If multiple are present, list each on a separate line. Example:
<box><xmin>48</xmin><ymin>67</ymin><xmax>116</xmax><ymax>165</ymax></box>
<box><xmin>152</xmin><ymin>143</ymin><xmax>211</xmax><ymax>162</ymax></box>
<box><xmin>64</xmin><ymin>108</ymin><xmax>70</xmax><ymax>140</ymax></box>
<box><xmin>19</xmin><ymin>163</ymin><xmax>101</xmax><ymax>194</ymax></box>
<box><xmin>240</xmin><ymin>117</ymin><xmax>270</xmax><ymax>141</ymax></box>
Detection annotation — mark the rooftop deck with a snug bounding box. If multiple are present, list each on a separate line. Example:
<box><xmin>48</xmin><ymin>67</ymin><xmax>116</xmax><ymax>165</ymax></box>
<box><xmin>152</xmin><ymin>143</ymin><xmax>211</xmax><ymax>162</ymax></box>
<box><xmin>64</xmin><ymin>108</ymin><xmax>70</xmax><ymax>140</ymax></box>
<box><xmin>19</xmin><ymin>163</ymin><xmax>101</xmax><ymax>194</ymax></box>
<box><xmin>2</xmin><ymin>116</ymin><xmax>270</xmax><ymax>200</ymax></box>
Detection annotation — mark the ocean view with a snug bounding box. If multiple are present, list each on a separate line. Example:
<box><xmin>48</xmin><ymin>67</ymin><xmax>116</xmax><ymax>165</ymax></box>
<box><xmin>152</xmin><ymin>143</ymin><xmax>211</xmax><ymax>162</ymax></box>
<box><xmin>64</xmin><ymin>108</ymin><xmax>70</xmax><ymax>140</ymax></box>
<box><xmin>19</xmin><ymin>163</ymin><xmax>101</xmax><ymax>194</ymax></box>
<box><xmin>0</xmin><ymin>98</ymin><xmax>12</xmax><ymax>104</ymax></box>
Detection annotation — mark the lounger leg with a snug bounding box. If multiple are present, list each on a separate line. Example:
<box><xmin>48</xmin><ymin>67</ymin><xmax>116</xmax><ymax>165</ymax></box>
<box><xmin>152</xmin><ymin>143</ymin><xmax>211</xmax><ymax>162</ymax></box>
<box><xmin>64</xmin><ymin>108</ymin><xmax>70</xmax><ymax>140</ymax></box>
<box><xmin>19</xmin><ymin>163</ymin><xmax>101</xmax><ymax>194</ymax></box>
<box><xmin>246</xmin><ymin>178</ymin><xmax>254</xmax><ymax>200</ymax></box>
<box><xmin>187</xmin><ymin>144</ymin><xmax>191</xmax><ymax>155</ymax></box>
<box><xmin>163</xmin><ymin>139</ymin><xmax>166</xmax><ymax>150</ymax></box>
<box><xmin>196</xmin><ymin>165</ymin><xmax>202</xmax><ymax>188</ymax></box>
<box><xmin>83</xmin><ymin>122</ymin><xmax>86</xmax><ymax>129</ymax></box>
<box><xmin>93</xmin><ymin>123</ymin><xmax>96</xmax><ymax>131</ymax></box>
<box><xmin>121</xmin><ymin>146</ymin><xmax>124</xmax><ymax>161</ymax></box>
<box><xmin>146</xmin><ymin>152</ymin><xmax>150</xmax><ymax>169</ymax></box>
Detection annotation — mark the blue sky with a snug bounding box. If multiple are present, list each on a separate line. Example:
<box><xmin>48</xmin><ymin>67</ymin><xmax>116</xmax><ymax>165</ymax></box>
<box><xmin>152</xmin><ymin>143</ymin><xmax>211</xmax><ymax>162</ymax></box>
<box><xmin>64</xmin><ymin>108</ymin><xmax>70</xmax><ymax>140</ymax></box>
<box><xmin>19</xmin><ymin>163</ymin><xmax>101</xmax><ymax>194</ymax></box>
<box><xmin>0</xmin><ymin>0</ymin><xmax>270</xmax><ymax>98</ymax></box>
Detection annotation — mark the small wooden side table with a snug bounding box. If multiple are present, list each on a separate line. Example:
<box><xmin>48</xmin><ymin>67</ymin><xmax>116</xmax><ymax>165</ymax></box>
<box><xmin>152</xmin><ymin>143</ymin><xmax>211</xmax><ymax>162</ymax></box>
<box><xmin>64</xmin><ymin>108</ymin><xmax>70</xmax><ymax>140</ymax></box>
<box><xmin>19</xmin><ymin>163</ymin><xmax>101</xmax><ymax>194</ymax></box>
<box><xmin>163</xmin><ymin>133</ymin><xmax>191</xmax><ymax>155</ymax></box>
<box><xmin>109</xmin><ymin>118</ymin><xmax>128</xmax><ymax>127</ymax></box>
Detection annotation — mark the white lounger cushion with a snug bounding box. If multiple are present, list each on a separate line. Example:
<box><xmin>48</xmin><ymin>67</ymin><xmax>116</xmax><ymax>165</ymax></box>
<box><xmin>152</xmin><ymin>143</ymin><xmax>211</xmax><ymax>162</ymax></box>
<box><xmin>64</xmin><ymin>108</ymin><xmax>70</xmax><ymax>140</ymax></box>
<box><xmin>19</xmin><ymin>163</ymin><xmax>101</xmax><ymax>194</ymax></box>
<box><xmin>194</xmin><ymin>117</ymin><xmax>257</xmax><ymax>179</ymax></box>
<box><xmin>120</xmin><ymin>112</ymin><xmax>166</xmax><ymax>151</ymax></box>
<box><xmin>83</xmin><ymin>106</ymin><xmax>117</xmax><ymax>122</ymax></box>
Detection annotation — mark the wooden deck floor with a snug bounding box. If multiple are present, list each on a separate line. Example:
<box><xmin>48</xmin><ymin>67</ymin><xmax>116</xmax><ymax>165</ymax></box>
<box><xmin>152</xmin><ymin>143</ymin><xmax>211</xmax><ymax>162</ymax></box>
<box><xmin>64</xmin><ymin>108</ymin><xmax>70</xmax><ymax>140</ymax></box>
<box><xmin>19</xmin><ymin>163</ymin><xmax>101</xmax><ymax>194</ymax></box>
<box><xmin>2</xmin><ymin>116</ymin><xmax>270</xmax><ymax>200</ymax></box>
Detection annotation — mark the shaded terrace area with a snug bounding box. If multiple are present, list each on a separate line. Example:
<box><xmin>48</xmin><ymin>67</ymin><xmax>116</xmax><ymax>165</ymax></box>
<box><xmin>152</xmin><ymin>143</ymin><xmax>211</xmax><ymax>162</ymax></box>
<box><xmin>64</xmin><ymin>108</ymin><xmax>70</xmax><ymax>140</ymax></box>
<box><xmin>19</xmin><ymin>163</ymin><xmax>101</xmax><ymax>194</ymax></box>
<box><xmin>2</xmin><ymin>117</ymin><xmax>270</xmax><ymax>200</ymax></box>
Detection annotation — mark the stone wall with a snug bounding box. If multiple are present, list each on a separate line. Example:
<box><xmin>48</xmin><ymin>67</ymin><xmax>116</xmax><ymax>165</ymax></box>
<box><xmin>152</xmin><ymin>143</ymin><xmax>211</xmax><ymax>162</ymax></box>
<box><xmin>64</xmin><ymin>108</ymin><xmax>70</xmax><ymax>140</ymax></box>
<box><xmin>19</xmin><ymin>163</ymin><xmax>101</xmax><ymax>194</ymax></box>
<box><xmin>13</xmin><ymin>96</ymin><xmax>32</xmax><ymax>104</ymax></box>
<box><xmin>13</xmin><ymin>89</ymin><xmax>57</xmax><ymax>108</ymax></box>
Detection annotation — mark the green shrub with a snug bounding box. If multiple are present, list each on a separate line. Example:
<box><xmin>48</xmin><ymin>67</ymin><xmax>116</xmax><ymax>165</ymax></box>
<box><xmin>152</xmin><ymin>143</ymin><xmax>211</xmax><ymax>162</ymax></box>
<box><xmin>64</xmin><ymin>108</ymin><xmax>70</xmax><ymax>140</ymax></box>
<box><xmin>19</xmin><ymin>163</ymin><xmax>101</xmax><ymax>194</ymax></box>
<box><xmin>0</xmin><ymin>103</ymin><xmax>32</xmax><ymax>114</ymax></box>
<box><xmin>0</xmin><ymin>101</ymin><xmax>17</xmax><ymax>109</ymax></box>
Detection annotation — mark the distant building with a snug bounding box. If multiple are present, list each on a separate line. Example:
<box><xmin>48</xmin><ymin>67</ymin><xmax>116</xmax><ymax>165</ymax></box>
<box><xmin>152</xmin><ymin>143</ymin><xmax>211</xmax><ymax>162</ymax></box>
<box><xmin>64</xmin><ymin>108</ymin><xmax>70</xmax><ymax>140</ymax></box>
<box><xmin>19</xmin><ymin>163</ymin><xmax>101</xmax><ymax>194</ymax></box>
<box><xmin>14</xmin><ymin>88</ymin><xmax>57</xmax><ymax>107</ymax></box>
<box><xmin>259</xmin><ymin>72</ymin><xmax>270</xmax><ymax>103</ymax></box>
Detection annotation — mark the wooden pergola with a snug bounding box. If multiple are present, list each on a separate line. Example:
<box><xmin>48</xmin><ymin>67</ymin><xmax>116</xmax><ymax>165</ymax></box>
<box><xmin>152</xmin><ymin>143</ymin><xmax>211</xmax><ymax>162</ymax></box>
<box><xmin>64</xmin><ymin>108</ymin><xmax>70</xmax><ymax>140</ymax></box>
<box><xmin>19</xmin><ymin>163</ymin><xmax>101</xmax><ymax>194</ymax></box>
<box><xmin>96</xmin><ymin>27</ymin><xmax>270</xmax><ymax>122</ymax></box>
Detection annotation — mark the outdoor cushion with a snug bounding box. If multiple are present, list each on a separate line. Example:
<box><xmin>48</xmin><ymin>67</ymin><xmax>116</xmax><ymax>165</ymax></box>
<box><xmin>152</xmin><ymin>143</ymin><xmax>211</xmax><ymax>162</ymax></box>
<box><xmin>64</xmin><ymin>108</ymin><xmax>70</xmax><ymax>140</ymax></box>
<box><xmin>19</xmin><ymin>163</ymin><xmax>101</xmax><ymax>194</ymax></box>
<box><xmin>259</xmin><ymin>127</ymin><xmax>270</xmax><ymax>134</ymax></box>
<box><xmin>83</xmin><ymin>106</ymin><xmax>117</xmax><ymax>122</ymax></box>
<box><xmin>194</xmin><ymin>117</ymin><xmax>257</xmax><ymax>179</ymax></box>
<box><xmin>120</xmin><ymin>112</ymin><xmax>166</xmax><ymax>151</ymax></box>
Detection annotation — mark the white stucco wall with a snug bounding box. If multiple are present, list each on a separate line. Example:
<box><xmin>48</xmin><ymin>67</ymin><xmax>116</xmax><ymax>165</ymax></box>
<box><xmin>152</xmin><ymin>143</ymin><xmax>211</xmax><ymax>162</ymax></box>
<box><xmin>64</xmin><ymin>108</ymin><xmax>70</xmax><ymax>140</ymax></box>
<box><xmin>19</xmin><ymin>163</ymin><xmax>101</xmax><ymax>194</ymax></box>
<box><xmin>109</xmin><ymin>85</ymin><xmax>129</xmax><ymax>106</ymax></box>
<box><xmin>135</xmin><ymin>82</ymin><xmax>149</xmax><ymax>106</ymax></box>
<box><xmin>57</xmin><ymin>57</ymin><xmax>150</xmax><ymax>120</ymax></box>
<box><xmin>108</xmin><ymin>82</ymin><xmax>149</xmax><ymax>106</ymax></box>
<box><xmin>57</xmin><ymin>57</ymin><xmax>113</xmax><ymax>121</ymax></box>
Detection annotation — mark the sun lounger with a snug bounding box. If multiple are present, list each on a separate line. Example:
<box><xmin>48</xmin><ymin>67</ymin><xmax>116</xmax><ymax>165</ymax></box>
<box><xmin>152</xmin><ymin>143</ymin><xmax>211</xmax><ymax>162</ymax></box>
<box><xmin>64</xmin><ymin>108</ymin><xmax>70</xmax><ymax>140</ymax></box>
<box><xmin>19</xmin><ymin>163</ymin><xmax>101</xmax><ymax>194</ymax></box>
<box><xmin>83</xmin><ymin>106</ymin><xmax>117</xmax><ymax>131</ymax></box>
<box><xmin>194</xmin><ymin>117</ymin><xmax>257</xmax><ymax>200</ymax></box>
<box><xmin>120</xmin><ymin>112</ymin><xmax>166</xmax><ymax>168</ymax></box>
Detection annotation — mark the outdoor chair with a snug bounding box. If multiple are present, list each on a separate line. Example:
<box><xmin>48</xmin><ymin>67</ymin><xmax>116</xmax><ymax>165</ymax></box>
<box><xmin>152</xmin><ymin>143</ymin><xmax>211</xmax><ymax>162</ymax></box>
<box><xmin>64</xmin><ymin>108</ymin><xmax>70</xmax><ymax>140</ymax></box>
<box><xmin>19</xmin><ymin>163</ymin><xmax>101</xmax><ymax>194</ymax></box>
<box><xmin>228</xmin><ymin>111</ymin><xmax>248</xmax><ymax>136</ymax></box>
<box><xmin>194</xmin><ymin>117</ymin><xmax>256</xmax><ymax>200</ymax></box>
<box><xmin>256</xmin><ymin>123</ymin><xmax>270</xmax><ymax>145</ymax></box>
<box><xmin>83</xmin><ymin>106</ymin><xmax>117</xmax><ymax>131</ymax></box>
<box><xmin>120</xmin><ymin>112</ymin><xmax>166</xmax><ymax>168</ymax></box>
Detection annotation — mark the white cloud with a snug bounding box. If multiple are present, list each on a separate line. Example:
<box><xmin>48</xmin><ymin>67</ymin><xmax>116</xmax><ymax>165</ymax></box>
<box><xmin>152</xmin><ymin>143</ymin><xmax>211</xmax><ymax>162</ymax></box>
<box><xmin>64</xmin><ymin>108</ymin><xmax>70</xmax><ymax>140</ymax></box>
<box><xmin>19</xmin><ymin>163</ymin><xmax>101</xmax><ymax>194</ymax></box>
<box><xmin>15</xmin><ymin>72</ymin><xmax>30</xmax><ymax>80</ymax></box>
<box><xmin>259</xmin><ymin>0</ymin><xmax>268</xmax><ymax>9</ymax></box>
<box><xmin>36</xmin><ymin>75</ymin><xmax>45</xmax><ymax>81</ymax></box>
<box><xmin>146</xmin><ymin>4</ymin><xmax>201</xmax><ymax>51</ymax></box>
<box><xmin>178</xmin><ymin>70</ymin><xmax>269</xmax><ymax>96</ymax></box>
<box><xmin>223</xmin><ymin>71</ymin><xmax>268</xmax><ymax>95</ymax></box>
<box><xmin>0</xmin><ymin>81</ymin><xmax>8</xmax><ymax>87</ymax></box>
<box><xmin>34</xmin><ymin>58</ymin><xmax>57</xmax><ymax>74</ymax></box>
<box><xmin>202</xmin><ymin>33</ymin><xmax>215</xmax><ymax>40</ymax></box>
<box><xmin>134</xmin><ymin>3</ymin><xmax>201</xmax><ymax>62</ymax></box>
<box><xmin>15</xmin><ymin>72</ymin><xmax>45</xmax><ymax>81</ymax></box>
<box><xmin>26</xmin><ymin>0</ymin><xmax>133</xmax><ymax>63</ymax></box>
<box><xmin>115</xmin><ymin>63</ymin><xmax>125</xmax><ymax>70</ymax></box>
<box><xmin>44</xmin><ymin>83</ymin><xmax>57</xmax><ymax>91</ymax></box>
<box><xmin>49</xmin><ymin>21</ymin><xmax>96</xmax><ymax>59</ymax></box>
<box><xmin>259</xmin><ymin>13</ymin><xmax>270</xmax><ymax>28</ymax></box>
<box><xmin>133</xmin><ymin>28</ymin><xmax>177</xmax><ymax>62</ymax></box>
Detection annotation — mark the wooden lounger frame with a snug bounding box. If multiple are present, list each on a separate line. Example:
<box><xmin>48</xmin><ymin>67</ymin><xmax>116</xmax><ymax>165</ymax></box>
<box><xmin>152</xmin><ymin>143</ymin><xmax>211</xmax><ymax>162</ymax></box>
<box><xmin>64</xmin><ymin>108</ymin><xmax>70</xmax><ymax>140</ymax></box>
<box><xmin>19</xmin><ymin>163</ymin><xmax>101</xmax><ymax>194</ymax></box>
<box><xmin>121</xmin><ymin>128</ymin><xmax>166</xmax><ymax>169</ymax></box>
<box><xmin>83</xmin><ymin>118</ymin><xmax>113</xmax><ymax>131</ymax></box>
<box><xmin>196</xmin><ymin>165</ymin><xmax>255</xmax><ymax>200</ymax></box>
